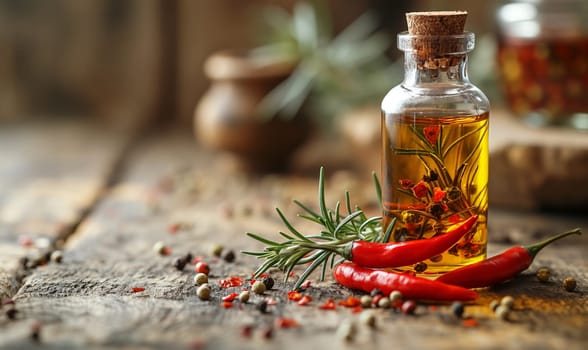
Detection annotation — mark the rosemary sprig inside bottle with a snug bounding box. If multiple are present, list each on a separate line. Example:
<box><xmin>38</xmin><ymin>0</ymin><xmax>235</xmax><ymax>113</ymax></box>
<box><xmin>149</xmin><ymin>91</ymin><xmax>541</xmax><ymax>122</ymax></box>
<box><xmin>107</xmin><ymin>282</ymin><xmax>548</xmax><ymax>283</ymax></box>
<box><xmin>244</xmin><ymin>167</ymin><xmax>479</xmax><ymax>290</ymax></box>
<box><xmin>243</xmin><ymin>167</ymin><xmax>392</xmax><ymax>290</ymax></box>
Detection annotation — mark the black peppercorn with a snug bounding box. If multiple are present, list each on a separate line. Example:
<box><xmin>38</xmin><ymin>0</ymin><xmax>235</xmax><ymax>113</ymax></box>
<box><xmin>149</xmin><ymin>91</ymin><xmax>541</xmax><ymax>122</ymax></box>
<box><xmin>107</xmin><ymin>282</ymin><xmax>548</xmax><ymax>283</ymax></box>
<box><xmin>257</xmin><ymin>300</ymin><xmax>268</xmax><ymax>314</ymax></box>
<box><xmin>184</xmin><ymin>252</ymin><xmax>193</xmax><ymax>264</ymax></box>
<box><xmin>414</xmin><ymin>262</ymin><xmax>428</xmax><ymax>273</ymax></box>
<box><xmin>173</xmin><ymin>257</ymin><xmax>187</xmax><ymax>271</ymax></box>
<box><xmin>450</xmin><ymin>302</ymin><xmax>465</xmax><ymax>318</ymax></box>
<box><xmin>6</xmin><ymin>307</ymin><xmax>18</xmax><ymax>320</ymax></box>
<box><xmin>261</xmin><ymin>276</ymin><xmax>274</xmax><ymax>290</ymax></box>
<box><xmin>370</xmin><ymin>288</ymin><xmax>383</xmax><ymax>297</ymax></box>
<box><xmin>223</xmin><ymin>250</ymin><xmax>236</xmax><ymax>263</ymax></box>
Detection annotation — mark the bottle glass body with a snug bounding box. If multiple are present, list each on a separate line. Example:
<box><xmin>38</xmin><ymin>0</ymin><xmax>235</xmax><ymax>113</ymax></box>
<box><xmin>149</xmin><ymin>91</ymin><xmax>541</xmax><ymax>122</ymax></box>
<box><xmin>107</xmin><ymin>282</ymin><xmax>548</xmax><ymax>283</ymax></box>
<box><xmin>381</xmin><ymin>32</ymin><xmax>490</xmax><ymax>275</ymax></box>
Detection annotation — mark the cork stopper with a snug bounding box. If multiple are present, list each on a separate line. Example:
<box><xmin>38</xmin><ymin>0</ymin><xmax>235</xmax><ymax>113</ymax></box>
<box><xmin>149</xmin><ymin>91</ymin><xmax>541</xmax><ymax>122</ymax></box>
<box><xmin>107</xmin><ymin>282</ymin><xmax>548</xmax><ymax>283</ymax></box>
<box><xmin>406</xmin><ymin>11</ymin><xmax>467</xmax><ymax>35</ymax></box>
<box><xmin>402</xmin><ymin>11</ymin><xmax>470</xmax><ymax>70</ymax></box>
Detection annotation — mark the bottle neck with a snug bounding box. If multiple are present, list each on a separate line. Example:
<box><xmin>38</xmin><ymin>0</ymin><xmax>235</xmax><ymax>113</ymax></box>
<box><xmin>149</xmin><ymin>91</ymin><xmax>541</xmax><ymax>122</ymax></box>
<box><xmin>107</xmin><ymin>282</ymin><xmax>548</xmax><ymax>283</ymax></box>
<box><xmin>402</xmin><ymin>53</ymin><xmax>470</xmax><ymax>87</ymax></box>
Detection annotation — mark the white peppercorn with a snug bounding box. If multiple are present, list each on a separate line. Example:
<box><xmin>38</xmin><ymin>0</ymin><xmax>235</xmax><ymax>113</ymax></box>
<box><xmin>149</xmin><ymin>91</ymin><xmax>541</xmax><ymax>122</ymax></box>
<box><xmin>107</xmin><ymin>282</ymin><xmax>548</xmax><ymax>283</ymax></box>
<box><xmin>238</xmin><ymin>291</ymin><xmax>250</xmax><ymax>303</ymax></box>
<box><xmin>193</xmin><ymin>273</ymin><xmax>208</xmax><ymax>286</ymax></box>
<box><xmin>197</xmin><ymin>284</ymin><xmax>211</xmax><ymax>300</ymax></box>
<box><xmin>252</xmin><ymin>281</ymin><xmax>266</xmax><ymax>295</ymax></box>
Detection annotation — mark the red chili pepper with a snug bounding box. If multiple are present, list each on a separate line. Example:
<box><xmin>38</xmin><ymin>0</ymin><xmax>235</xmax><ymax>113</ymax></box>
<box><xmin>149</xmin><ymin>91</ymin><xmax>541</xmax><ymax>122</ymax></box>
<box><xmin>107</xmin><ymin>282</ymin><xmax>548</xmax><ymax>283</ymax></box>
<box><xmin>222</xmin><ymin>293</ymin><xmax>239</xmax><ymax>302</ymax></box>
<box><xmin>287</xmin><ymin>291</ymin><xmax>303</xmax><ymax>301</ymax></box>
<box><xmin>131</xmin><ymin>287</ymin><xmax>145</xmax><ymax>293</ymax></box>
<box><xmin>436</xmin><ymin>228</ymin><xmax>581</xmax><ymax>289</ymax></box>
<box><xmin>333</xmin><ymin>262</ymin><xmax>477</xmax><ymax>301</ymax></box>
<box><xmin>298</xmin><ymin>295</ymin><xmax>312</xmax><ymax>306</ymax></box>
<box><xmin>318</xmin><ymin>298</ymin><xmax>337</xmax><ymax>310</ymax></box>
<box><xmin>349</xmin><ymin>215</ymin><xmax>478</xmax><ymax>268</ymax></box>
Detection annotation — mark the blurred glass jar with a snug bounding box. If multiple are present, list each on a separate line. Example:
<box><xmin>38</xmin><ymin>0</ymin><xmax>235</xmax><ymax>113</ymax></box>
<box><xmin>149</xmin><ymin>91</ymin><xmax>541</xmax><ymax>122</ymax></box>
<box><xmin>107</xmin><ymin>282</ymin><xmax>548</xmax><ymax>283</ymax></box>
<box><xmin>496</xmin><ymin>0</ymin><xmax>588</xmax><ymax>129</ymax></box>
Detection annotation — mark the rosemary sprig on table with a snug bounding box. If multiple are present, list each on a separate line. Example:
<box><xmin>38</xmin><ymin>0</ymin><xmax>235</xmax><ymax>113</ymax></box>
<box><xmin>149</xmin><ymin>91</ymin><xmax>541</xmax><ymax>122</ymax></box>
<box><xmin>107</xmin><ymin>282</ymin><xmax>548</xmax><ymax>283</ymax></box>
<box><xmin>243</xmin><ymin>167</ymin><xmax>394</xmax><ymax>290</ymax></box>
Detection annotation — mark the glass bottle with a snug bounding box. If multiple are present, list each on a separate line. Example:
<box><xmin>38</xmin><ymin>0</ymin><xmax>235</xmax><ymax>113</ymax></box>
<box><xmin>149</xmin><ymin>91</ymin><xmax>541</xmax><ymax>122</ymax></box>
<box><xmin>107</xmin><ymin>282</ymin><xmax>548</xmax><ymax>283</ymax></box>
<box><xmin>496</xmin><ymin>0</ymin><xmax>588</xmax><ymax>129</ymax></box>
<box><xmin>381</xmin><ymin>31</ymin><xmax>490</xmax><ymax>275</ymax></box>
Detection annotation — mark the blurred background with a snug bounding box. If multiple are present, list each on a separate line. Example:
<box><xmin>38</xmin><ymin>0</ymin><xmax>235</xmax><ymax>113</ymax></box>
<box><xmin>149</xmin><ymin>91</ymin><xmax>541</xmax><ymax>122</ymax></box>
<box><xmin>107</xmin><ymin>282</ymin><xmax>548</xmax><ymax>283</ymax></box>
<box><xmin>0</xmin><ymin>0</ymin><xmax>501</xmax><ymax>127</ymax></box>
<box><xmin>0</xmin><ymin>0</ymin><xmax>586</xmax><ymax>211</ymax></box>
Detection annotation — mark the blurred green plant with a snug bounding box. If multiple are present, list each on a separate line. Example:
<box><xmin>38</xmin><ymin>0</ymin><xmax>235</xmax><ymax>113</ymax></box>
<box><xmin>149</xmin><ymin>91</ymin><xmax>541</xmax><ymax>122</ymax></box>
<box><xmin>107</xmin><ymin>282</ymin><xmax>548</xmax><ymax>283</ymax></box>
<box><xmin>250</xmin><ymin>1</ymin><xmax>400</xmax><ymax>128</ymax></box>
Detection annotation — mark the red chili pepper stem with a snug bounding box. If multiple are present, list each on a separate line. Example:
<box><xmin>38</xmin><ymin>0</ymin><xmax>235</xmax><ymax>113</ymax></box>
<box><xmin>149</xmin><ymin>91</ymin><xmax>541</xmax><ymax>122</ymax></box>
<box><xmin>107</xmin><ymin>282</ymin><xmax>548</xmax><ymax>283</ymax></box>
<box><xmin>524</xmin><ymin>228</ymin><xmax>581</xmax><ymax>258</ymax></box>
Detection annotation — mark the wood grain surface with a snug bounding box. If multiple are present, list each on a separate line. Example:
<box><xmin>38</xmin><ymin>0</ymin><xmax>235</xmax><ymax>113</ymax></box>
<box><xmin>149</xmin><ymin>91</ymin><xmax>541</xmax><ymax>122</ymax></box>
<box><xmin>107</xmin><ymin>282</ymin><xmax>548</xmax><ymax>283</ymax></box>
<box><xmin>0</xmin><ymin>123</ymin><xmax>586</xmax><ymax>350</ymax></box>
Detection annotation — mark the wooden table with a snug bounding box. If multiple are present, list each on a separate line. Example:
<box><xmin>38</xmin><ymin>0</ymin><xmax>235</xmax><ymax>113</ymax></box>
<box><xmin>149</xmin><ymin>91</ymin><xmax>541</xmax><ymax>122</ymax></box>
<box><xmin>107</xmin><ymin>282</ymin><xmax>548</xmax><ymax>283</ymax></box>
<box><xmin>0</xmin><ymin>120</ymin><xmax>586</xmax><ymax>349</ymax></box>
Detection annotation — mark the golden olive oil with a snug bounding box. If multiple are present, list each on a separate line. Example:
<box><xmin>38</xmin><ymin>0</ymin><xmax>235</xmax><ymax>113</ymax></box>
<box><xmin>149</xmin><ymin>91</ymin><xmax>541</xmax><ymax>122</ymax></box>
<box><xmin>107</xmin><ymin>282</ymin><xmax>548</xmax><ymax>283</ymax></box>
<box><xmin>381</xmin><ymin>112</ymin><xmax>489</xmax><ymax>275</ymax></box>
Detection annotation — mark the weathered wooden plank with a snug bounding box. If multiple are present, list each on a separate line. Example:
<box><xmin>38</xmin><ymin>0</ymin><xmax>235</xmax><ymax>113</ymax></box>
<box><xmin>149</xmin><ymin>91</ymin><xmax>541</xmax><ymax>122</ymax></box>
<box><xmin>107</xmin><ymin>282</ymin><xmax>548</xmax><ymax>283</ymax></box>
<box><xmin>2</xmin><ymin>129</ymin><xmax>586</xmax><ymax>349</ymax></box>
<box><xmin>0</xmin><ymin>120</ymin><xmax>131</xmax><ymax>299</ymax></box>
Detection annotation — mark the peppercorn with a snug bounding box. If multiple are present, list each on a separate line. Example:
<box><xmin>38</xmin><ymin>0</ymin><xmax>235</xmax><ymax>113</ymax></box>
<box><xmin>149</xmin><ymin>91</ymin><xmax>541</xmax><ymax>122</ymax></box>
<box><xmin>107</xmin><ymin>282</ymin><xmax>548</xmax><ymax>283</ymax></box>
<box><xmin>261</xmin><ymin>326</ymin><xmax>273</xmax><ymax>339</ymax></box>
<box><xmin>152</xmin><ymin>241</ymin><xmax>167</xmax><ymax>255</ymax></box>
<box><xmin>50</xmin><ymin>250</ymin><xmax>63</xmax><ymax>264</ymax></box>
<box><xmin>195</xmin><ymin>262</ymin><xmax>210</xmax><ymax>275</ymax></box>
<box><xmin>184</xmin><ymin>252</ymin><xmax>194</xmax><ymax>264</ymax></box>
<box><xmin>173</xmin><ymin>257</ymin><xmax>187</xmax><ymax>271</ymax></box>
<box><xmin>563</xmin><ymin>277</ymin><xmax>577</xmax><ymax>292</ymax></box>
<box><xmin>429</xmin><ymin>254</ymin><xmax>443</xmax><ymax>263</ymax></box>
<box><xmin>5</xmin><ymin>307</ymin><xmax>18</xmax><ymax>320</ymax></box>
<box><xmin>489</xmin><ymin>299</ymin><xmax>500</xmax><ymax>312</ymax></box>
<box><xmin>336</xmin><ymin>319</ymin><xmax>357</xmax><ymax>342</ymax></box>
<box><xmin>450</xmin><ymin>302</ymin><xmax>465</xmax><ymax>318</ymax></box>
<box><xmin>500</xmin><ymin>296</ymin><xmax>515</xmax><ymax>309</ymax></box>
<box><xmin>222</xmin><ymin>250</ymin><xmax>236</xmax><ymax>263</ymax></box>
<box><xmin>239</xmin><ymin>291</ymin><xmax>250</xmax><ymax>303</ymax></box>
<box><xmin>401</xmin><ymin>300</ymin><xmax>417</xmax><ymax>315</ymax></box>
<box><xmin>252</xmin><ymin>281</ymin><xmax>266</xmax><ymax>295</ymax></box>
<box><xmin>414</xmin><ymin>262</ymin><xmax>428</xmax><ymax>273</ymax></box>
<box><xmin>30</xmin><ymin>321</ymin><xmax>41</xmax><ymax>342</ymax></box>
<box><xmin>370</xmin><ymin>288</ymin><xmax>383</xmax><ymax>297</ymax></box>
<box><xmin>194</xmin><ymin>273</ymin><xmax>208</xmax><ymax>286</ymax></box>
<box><xmin>495</xmin><ymin>305</ymin><xmax>510</xmax><ymax>320</ymax></box>
<box><xmin>257</xmin><ymin>300</ymin><xmax>268</xmax><ymax>313</ymax></box>
<box><xmin>261</xmin><ymin>276</ymin><xmax>274</xmax><ymax>290</ymax></box>
<box><xmin>377</xmin><ymin>297</ymin><xmax>391</xmax><ymax>309</ymax></box>
<box><xmin>360</xmin><ymin>295</ymin><xmax>372</xmax><ymax>308</ymax></box>
<box><xmin>210</xmin><ymin>244</ymin><xmax>224</xmax><ymax>257</ymax></box>
<box><xmin>197</xmin><ymin>284</ymin><xmax>211</xmax><ymax>300</ymax></box>
<box><xmin>389</xmin><ymin>290</ymin><xmax>403</xmax><ymax>304</ymax></box>
<box><xmin>359</xmin><ymin>311</ymin><xmax>377</xmax><ymax>328</ymax></box>
<box><xmin>536</xmin><ymin>268</ymin><xmax>550</xmax><ymax>282</ymax></box>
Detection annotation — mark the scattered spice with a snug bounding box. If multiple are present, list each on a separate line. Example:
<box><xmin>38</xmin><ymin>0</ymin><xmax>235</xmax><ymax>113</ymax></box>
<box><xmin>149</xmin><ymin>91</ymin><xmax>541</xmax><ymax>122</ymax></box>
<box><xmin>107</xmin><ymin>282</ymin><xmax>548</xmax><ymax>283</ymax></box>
<box><xmin>262</xmin><ymin>326</ymin><xmax>273</xmax><ymax>339</ymax></box>
<box><xmin>500</xmin><ymin>296</ymin><xmax>515</xmax><ymax>309</ymax></box>
<box><xmin>221</xmin><ymin>301</ymin><xmax>233</xmax><ymax>309</ymax></box>
<box><xmin>218</xmin><ymin>276</ymin><xmax>244</xmax><ymax>289</ymax></box>
<box><xmin>339</xmin><ymin>296</ymin><xmax>361</xmax><ymax>308</ymax></box>
<box><xmin>173</xmin><ymin>257</ymin><xmax>187</xmax><ymax>271</ymax></box>
<box><xmin>401</xmin><ymin>300</ymin><xmax>417</xmax><ymax>315</ymax></box>
<box><xmin>240</xmin><ymin>325</ymin><xmax>253</xmax><ymax>338</ymax></box>
<box><xmin>360</xmin><ymin>311</ymin><xmax>377</xmax><ymax>328</ymax></box>
<box><xmin>30</xmin><ymin>321</ymin><xmax>42</xmax><ymax>342</ymax></box>
<box><xmin>6</xmin><ymin>307</ymin><xmax>18</xmax><ymax>320</ymax></box>
<box><xmin>536</xmin><ymin>268</ymin><xmax>550</xmax><ymax>282</ymax></box>
<box><xmin>489</xmin><ymin>299</ymin><xmax>500</xmax><ymax>312</ymax></box>
<box><xmin>197</xmin><ymin>284</ymin><xmax>211</xmax><ymax>300</ymax></box>
<box><xmin>257</xmin><ymin>300</ymin><xmax>268</xmax><ymax>314</ymax></box>
<box><xmin>50</xmin><ymin>250</ymin><xmax>63</xmax><ymax>264</ymax></box>
<box><xmin>462</xmin><ymin>317</ymin><xmax>479</xmax><ymax>328</ymax></box>
<box><xmin>222</xmin><ymin>293</ymin><xmax>239</xmax><ymax>302</ymax></box>
<box><xmin>153</xmin><ymin>241</ymin><xmax>171</xmax><ymax>256</ymax></box>
<box><xmin>261</xmin><ymin>276</ymin><xmax>275</xmax><ymax>290</ymax></box>
<box><xmin>194</xmin><ymin>273</ymin><xmax>208</xmax><ymax>286</ymax></box>
<box><xmin>211</xmin><ymin>244</ymin><xmax>224</xmax><ymax>257</ymax></box>
<box><xmin>275</xmin><ymin>317</ymin><xmax>299</xmax><ymax>329</ymax></box>
<box><xmin>298</xmin><ymin>295</ymin><xmax>313</xmax><ymax>306</ymax></box>
<box><xmin>336</xmin><ymin>319</ymin><xmax>357</xmax><ymax>342</ymax></box>
<box><xmin>495</xmin><ymin>305</ymin><xmax>510</xmax><ymax>320</ymax></box>
<box><xmin>222</xmin><ymin>250</ymin><xmax>236</xmax><ymax>263</ymax></box>
<box><xmin>563</xmin><ymin>277</ymin><xmax>577</xmax><ymax>292</ymax></box>
<box><xmin>287</xmin><ymin>291</ymin><xmax>302</xmax><ymax>301</ymax></box>
<box><xmin>451</xmin><ymin>302</ymin><xmax>465</xmax><ymax>318</ymax></box>
<box><xmin>238</xmin><ymin>291</ymin><xmax>250</xmax><ymax>303</ymax></box>
<box><xmin>252</xmin><ymin>281</ymin><xmax>266</xmax><ymax>295</ymax></box>
<box><xmin>371</xmin><ymin>295</ymin><xmax>383</xmax><ymax>306</ymax></box>
<box><xmin>195</xmin><ymin>262</ymin><xmax>210</xmax><ymax>275</ymax></box>
<box><xmin>377</xmin><ymin>297</ymin><xmax>391</xmax><ymax>309</ymax></box>
<box><xmin>299</xmin><ymin>280</ymin><xmax>312</xmax><ymax>290</ymax></box>
<box><xmin>389</xmin><ymin>290</ymin><xmax>403</xmax><ymax>304</ymax></box>
<box><xmin>360</xmin><ymin>295</ymin><xmax>372</xmax><ymax>308</ymax></box>
<box><xmin>319</xmin><ymin>299</ymin><xmax>337</xmax><ymax>310</ymax></box>
<box><xmin>131</xmin><ymin>287</ymin><xmax>145</xmax><ymax>293</ymax></box>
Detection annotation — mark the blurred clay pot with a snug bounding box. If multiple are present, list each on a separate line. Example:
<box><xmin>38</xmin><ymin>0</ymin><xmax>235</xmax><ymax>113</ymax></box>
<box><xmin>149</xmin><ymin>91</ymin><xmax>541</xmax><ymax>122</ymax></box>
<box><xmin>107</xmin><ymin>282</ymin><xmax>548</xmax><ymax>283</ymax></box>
<box><xmin>194</xmin><ymin>51</ymin><xmax>310</xmax><ymax>172</ymax></box>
